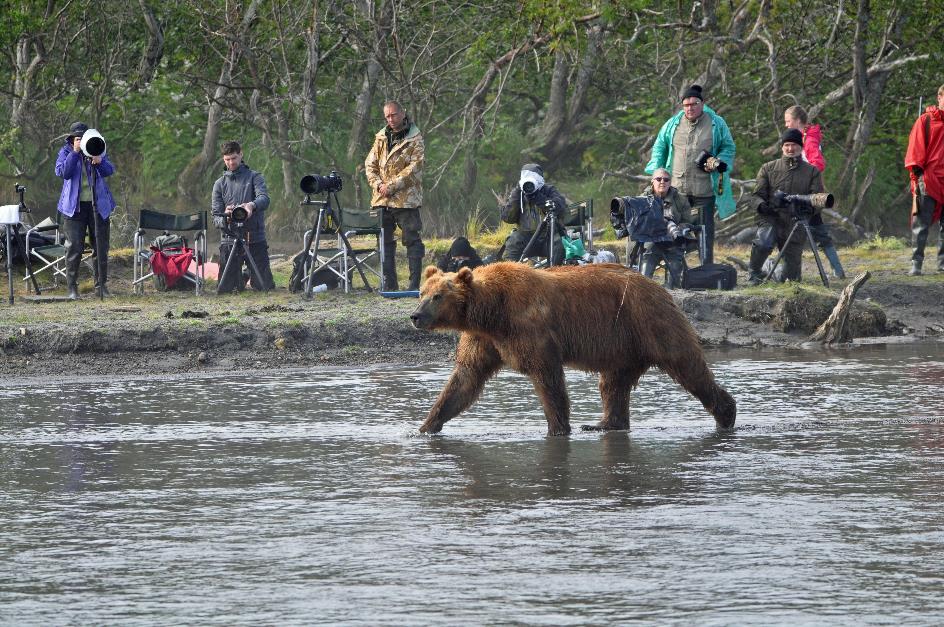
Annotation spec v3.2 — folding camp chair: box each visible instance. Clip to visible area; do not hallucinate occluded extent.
[300,203,383,294]
[133,209,208,295]
[23,214,93,291]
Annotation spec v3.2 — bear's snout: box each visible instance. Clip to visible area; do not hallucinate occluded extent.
[410,304,430,329]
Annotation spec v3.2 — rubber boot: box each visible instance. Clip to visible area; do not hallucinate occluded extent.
[640,257,656,279]
[94,257,110,297]
[66,254,80,300]
[822,243,846,279]
[407,256,424,291]
[382,243,398,291]
[665,258,684,289]
[909,260,922,276]
[748,244,772,285]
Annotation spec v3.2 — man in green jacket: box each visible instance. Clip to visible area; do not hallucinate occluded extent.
[645,84,736,265]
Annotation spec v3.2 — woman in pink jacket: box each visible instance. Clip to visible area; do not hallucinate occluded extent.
[784,105,845,279]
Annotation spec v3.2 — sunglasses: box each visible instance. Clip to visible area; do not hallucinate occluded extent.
[653,177,671,183]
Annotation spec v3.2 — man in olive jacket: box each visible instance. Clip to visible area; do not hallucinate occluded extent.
[747,129,825,284]
[365,100,425,290]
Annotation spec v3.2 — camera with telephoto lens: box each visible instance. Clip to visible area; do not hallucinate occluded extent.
[300,171,343,195]
[609,196,632,239]
[694,150,727,173]
[229,204,250,225]
[522,180,537,195]
[773,190,834,220]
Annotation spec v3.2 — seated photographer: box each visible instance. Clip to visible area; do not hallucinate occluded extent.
[499,163,567,265]
[747,129,825,284]
[639,168,697,288]
[211,140,275,292]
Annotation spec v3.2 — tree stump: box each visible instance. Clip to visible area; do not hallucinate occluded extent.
[807,271,871,345]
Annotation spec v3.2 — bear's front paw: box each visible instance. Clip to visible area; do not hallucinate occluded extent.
[419,420,443,434]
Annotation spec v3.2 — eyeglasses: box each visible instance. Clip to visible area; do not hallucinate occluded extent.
[653,177,671,183]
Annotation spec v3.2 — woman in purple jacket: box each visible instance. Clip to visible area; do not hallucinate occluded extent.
[55,122,116,299]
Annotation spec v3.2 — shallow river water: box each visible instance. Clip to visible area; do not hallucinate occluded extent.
[2,342,944,625]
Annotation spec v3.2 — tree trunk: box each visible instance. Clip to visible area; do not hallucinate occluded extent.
[134,0,164,90]
[176,0,262,205]
[808,271,871,345]
[525,20,604,169]
[346,0,393,161]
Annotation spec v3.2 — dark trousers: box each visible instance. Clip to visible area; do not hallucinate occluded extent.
[751,214,804,281]
[64,201,110,287]
[688,195,715,264]
[912,180,944,269]
[218,239,275,292]
[380,207,425,258]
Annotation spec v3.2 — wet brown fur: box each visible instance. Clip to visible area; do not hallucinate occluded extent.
[410,262,736,435]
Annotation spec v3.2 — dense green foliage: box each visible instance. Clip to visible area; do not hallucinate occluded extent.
[2,0,942,244]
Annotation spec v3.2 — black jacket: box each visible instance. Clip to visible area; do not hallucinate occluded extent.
[211,163,270,243]
[500,183,567,232]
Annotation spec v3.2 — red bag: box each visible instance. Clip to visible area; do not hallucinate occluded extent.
[149,246,195,288]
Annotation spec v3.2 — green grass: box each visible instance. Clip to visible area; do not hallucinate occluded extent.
[852,234,908,253]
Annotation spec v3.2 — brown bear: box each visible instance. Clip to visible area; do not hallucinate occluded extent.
[410,262,736,436]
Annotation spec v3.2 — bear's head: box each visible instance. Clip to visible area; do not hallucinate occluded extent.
[410,265,473,330]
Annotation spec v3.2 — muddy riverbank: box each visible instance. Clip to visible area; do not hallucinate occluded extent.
[1,248,943,382]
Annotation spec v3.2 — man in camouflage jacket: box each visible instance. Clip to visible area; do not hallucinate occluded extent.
[365,101,425,290]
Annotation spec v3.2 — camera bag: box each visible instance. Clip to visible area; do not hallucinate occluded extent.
[682,262,737,290]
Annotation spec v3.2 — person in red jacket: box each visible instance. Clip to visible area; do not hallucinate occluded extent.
[904,85,944,275]
[783,105,845,279]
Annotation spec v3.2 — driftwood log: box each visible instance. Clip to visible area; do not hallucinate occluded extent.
[808,271,871,345]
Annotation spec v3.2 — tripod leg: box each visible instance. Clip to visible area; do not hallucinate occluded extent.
[763,222,801,283]
[518,227,543,262]
[241,240,269,292]
[304,207,326,298]
[216,240,243,294]
[803,221,830,287]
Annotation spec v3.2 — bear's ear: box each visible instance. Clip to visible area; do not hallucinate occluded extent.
[423,266,442,281]
[456,266,474,285]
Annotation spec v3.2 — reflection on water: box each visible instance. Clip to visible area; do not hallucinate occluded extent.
[2,343,944,624]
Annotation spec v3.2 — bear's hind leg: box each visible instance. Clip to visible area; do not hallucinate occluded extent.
[581,367,645,432]
[528,363,571,436]
[420,335,503,434]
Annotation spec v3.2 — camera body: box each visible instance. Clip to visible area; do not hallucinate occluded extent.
[300,171,343,195]
[694,149,728,173]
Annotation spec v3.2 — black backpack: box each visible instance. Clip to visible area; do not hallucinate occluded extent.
[683,262,738,290]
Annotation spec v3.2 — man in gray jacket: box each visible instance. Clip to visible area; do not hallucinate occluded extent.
[211,141,275,292]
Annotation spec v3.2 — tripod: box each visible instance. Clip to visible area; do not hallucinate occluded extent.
[518,200,563,267]
[2,185,41,304]
[217,222,268,294]
[763,209,830,287]
[300,191,373,298]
